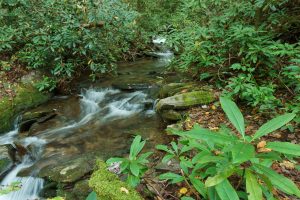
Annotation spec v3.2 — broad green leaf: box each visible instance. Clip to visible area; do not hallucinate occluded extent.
[171,141,179,154]
[137,152,153,164]
[130,162,140,177]
[127,174,140,187]
[181,197,195,200]
[86,191,97,200]
[253,164,300,197]
[208,187,221,200]
[252,113,295,141]
[192,151,211,164]
[129,135,145,160]
[266,142,300,156]
[156,144,174,154]
[189,176,207,198]
[197,155,227,164]
[231,143,255,164]
[175,124,237,144]
[205,168,234,187]
[245,169,263,200]
[220,97,245,138]
[159,172,184,183]
[106,157,125,165]
[215,180,239,200]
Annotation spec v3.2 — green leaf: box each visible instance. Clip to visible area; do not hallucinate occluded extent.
[159,172,184,183]
[215,180,239,200]
[208,187,221,200]
[205,168,235,187]
[106,157,125,165]
[130,162,140,177]
[253,164,300,197]
[189,176,207,198]
[196,155,227,164]
[220,97,245,138]
[137,152,153,164]
[231,143,255,164]
[245,169,263,200]
[86,191,97,200]
[175,124,237,145]
[252,113,295,141]
[127,174,140,187]
[129,135,145,160]
[266,142,300,156]
[171,141,179,154]
[156,144,174,154]
[181,197,195,200]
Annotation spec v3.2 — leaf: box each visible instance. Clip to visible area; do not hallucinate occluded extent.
[215,180,239,200]
[245,169,263,200]
[253,164,300,197]
[208,187,221,200]
[106,157,125,165]
[266,142,300,156]
[181,197,195,200]
[127,174,140,188]
[252,113,295,141]
[130,162,140,177]
[156,144,174,154]
[159,172,184,183]
[205,168,235,187]
[137,152,153,164]
[220,97,245,138]
[189,176,207,198]
[231,143,255,164]
[86,191,97,200]
[174,124,237,145]
[129,135,145,160]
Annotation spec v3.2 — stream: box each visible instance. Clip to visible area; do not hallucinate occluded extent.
[0,49,175,199]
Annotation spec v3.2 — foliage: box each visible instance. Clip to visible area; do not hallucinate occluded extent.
[0,0,145,90]
[157,97,300,199]
[106,135,152,187]
[140,0,300,111]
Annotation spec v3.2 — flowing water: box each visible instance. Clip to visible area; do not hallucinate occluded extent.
[0,55,175,199]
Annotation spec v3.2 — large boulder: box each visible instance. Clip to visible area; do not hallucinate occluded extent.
[155,90,214,112]
[0,84,51,134]
[89,160,143,200]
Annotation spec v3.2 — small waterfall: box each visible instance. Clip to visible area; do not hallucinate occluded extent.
[152,36,174,62]
[0,137,45,200]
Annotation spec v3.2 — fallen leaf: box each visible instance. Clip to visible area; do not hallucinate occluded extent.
[179,187,188,195]
[257,141,266,149]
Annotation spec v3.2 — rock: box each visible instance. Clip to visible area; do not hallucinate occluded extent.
[0,145,14,179]
[89,160,143,200]
[19,110,57,133]
[0,84,51,134]
[39,182,57,198]
[160,110,182,121]
[155,91,215,111]
[72,180,92,200]
[38,154,96,183]
[112,81,152,91]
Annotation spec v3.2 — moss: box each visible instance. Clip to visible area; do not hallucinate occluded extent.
[0,84,50,133]
[181,91,214,106]
[89,161,143,200]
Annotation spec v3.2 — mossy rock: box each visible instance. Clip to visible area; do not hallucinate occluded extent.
[0,84,51,134]
[155,90,215,111]
[0,145,13,177]
[89,160,143,200]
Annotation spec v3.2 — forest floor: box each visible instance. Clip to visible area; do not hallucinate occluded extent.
[137,102,300,200]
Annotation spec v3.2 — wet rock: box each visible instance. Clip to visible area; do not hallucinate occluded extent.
[39,182,57,198]
[19,110,57,133]
[112,81,152,91]
[64,179,92,200]
[89,160,143,200]
[0,145,14,179]
[155,91,215,111]
[38,154,96,183]
[160,110,182,121]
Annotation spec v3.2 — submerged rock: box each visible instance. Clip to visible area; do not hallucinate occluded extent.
[155,90,215,111]
[38,154,96,183]
[89,160,143,200]
[160,110,182,121]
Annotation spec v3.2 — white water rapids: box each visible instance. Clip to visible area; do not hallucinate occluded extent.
[0,88,154,200]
